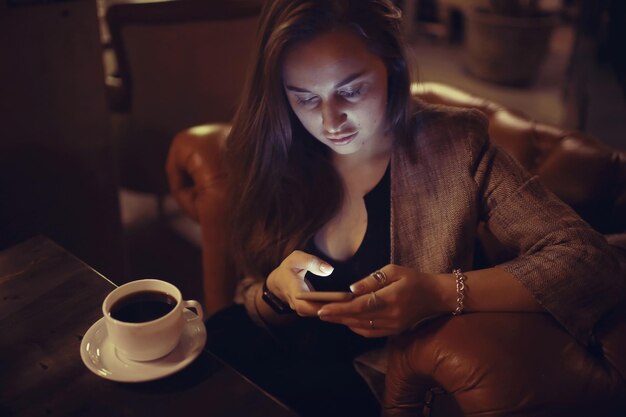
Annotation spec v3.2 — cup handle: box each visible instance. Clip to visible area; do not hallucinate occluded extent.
[182,300,204,321]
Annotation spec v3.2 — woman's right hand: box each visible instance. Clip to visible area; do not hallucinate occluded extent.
[266,250,334,316]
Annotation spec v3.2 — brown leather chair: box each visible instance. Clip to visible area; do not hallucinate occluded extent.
[166,82,626,416]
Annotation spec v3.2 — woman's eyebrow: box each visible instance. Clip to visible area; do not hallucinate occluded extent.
[334,70,367,88]
[284,70,368,93]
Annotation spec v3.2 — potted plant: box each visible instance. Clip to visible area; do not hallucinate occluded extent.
[464,0,559,86]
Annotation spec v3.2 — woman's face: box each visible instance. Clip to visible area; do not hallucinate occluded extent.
[282,29,390,158]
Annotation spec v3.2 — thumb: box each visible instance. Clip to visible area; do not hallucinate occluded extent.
[284,250,334,277]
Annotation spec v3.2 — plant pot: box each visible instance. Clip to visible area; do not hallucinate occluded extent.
[464,7,558,86]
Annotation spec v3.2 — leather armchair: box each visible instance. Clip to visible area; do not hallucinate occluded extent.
[166,82,626,416]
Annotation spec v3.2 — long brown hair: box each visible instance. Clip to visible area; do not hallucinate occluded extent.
[225,0,412,277]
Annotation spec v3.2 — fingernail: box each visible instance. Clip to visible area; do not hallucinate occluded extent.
[320,262,334,274]
[317,309,328,316]
[349,284,361,293]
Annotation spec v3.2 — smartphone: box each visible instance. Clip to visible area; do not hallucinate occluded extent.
[295,291,354,302]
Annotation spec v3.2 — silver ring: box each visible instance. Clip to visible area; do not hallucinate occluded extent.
[369,320,374,329]
[372,270,388,285]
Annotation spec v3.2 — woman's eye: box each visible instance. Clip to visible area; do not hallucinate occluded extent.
[295,96,319,106]
[338,88,362,99]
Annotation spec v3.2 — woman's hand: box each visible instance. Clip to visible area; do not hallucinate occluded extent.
[317,265,453,337]
[266,250,335,317]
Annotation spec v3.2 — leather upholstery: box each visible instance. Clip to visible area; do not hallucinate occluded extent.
[166,82,626,416]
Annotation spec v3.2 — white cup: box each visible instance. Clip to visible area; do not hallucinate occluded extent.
[102,279,203,362]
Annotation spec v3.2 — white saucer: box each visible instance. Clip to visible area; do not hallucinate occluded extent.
[80,309,206,382]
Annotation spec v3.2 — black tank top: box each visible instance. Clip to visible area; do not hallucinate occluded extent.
[304,164,391,291]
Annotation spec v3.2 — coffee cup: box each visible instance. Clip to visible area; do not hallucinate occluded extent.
[102,279,203,362]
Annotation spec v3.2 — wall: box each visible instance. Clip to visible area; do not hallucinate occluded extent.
[0,0,125,279]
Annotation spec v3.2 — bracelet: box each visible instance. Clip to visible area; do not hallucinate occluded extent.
[452,269,467,316]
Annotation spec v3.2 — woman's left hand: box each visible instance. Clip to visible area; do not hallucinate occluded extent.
[317,265,452,337]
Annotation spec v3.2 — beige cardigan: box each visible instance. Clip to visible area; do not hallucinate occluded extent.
[242,100,623,353]
[390,101,622,346]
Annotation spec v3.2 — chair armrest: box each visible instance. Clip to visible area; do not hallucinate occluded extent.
[384,312,626,417]
[166,123,237,316]
[165,124,230,221]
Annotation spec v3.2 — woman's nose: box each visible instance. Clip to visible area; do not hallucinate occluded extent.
[321,102,347,134]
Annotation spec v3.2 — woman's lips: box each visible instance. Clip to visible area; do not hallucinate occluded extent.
[326,132,358,145]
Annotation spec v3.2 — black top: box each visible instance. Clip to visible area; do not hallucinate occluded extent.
[304,164,391,291]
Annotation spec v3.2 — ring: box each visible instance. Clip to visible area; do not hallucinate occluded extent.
[369,320,374,329]
[372,270,388,286]
[367,291,378,309]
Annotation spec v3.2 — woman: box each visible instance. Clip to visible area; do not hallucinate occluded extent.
[198,0,622,416]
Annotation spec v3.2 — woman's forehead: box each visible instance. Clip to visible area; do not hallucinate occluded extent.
[282,30,385,87]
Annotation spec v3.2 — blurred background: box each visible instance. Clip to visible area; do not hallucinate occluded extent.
[1,0,625,302]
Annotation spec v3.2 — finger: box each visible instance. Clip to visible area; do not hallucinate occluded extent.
[283,280,317,310]
[349,267,394,295]
[349,326,392,338]
[317,292,383,317]
[283,250,334,277]
[292,300,327,317]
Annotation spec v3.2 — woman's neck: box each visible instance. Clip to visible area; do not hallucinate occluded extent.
[332,133,392,198]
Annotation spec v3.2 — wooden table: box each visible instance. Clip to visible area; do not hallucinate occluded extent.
[0,236,298,417]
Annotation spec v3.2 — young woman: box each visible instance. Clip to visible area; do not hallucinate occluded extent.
[195,0,623,416]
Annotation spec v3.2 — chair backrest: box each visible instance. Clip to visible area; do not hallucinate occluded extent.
[106,0,262,194]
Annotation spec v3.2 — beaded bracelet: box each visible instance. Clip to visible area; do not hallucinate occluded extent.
[452,269,467,316]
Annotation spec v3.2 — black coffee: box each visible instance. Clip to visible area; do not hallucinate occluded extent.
[110,290,177,323]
